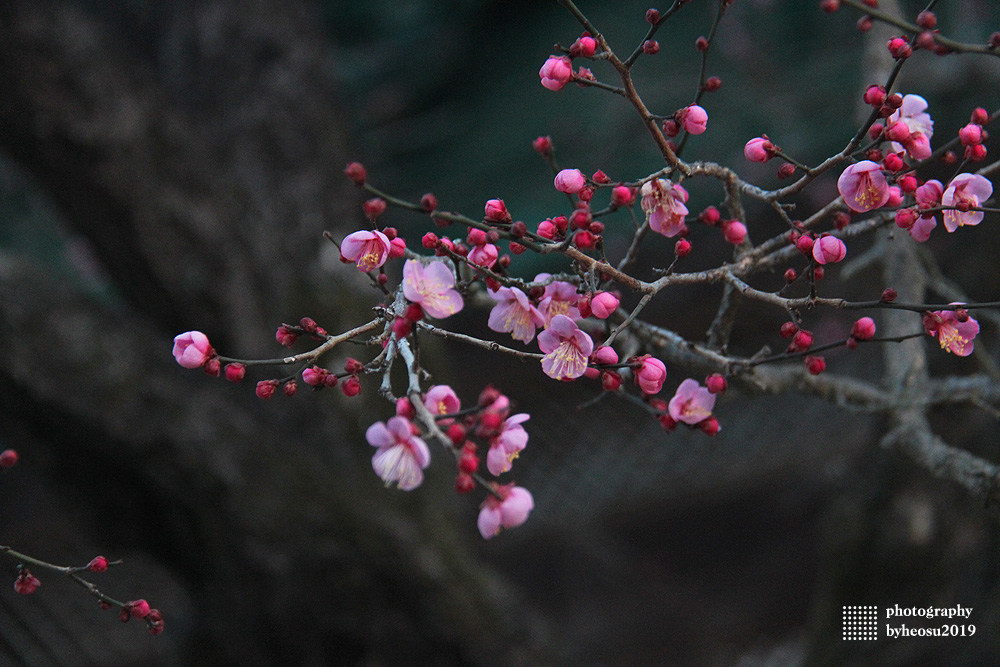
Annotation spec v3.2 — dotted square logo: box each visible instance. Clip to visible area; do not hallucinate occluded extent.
[843,605,879,641]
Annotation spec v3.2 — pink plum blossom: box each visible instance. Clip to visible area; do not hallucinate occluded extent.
[536,275,581,324]
[668,378,717,425]
[366,416,431,491]
[888,94,933,160]
[554,168,587,194]
[539,56,573,91]
[677,104,708,135]
[402,259,464,319]
[909,216,937,242]
[537,315,594,380]
[468,243,499,268]
[641,178,689,237]
[341,230,391,272]
[478,485,534,539]
[487,413,530,476]
[923,309,979,356]
[915,179,943,208]
[488,286,546,343]
[744,136,774,162]
[634,355,667,395]
[484,199,511,223]
[812,235,847,264]
[388,236,406,258]
[424,385,460,418]
[592,346,619,365]
[172,331,213,369]
[723,220,747,245]
[942,173,993,232]
[589,291,620,319]
[837,161,890,212]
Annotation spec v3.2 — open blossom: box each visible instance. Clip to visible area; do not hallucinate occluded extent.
[888,94,933,160]
[478,484,534,539]
[536,275,581,324]
[634,355,667,395]
[489,286,546,343]
[172,331,213,369]
[812,235,847,264]
[537,315,594,380]
[487,413,530,476]
[554,168,587,194]
[402,260,464,319]
[341,230,391,272]
[641,178,689,237]
[668,378,716,425]
[923,309,979,356]
[837,161,890,212]
[366,416,431,491]
[424,385,460,418]
[909,215,937,242]
[942,173,993,232]
[539,55,573,91]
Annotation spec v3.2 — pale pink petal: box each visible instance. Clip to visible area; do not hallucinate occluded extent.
[478,506,503,538]
[499,487,534,528]
[365,421,394,448]
[909,216,937,242]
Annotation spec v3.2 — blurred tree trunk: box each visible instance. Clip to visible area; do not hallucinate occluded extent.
[0,1,550,664]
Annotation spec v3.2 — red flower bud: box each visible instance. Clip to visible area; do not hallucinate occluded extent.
[0,449,18,469]
[87,556,109,573]
[343,161,366,186]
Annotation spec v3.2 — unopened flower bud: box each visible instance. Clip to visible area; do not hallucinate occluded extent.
[455,473,475,494]
[863,84,886,107]
[722,220,747,245]
[699,416,721,436]
[793,330,814,350]
[532,135,553,156]
[362,197,387,220]
[256,380,278,400]
[342,375,361,397]
[805,355,826,375]
[706,373,727,394]
[601,371,623,392]
[777,163,796,179]
[87,556,109,573]
[484,199,512,223]
[343,161,366,186]
[275,325,298,347]
[14,570,40,595]
[0,449,18,469]
[420,193,438,212]
[675,238,692,257]
[852,316,877,341]
[128,599,151,619]
[224,363,246,383]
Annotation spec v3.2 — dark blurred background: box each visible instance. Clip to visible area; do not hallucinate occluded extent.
[1,1,1000,665]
